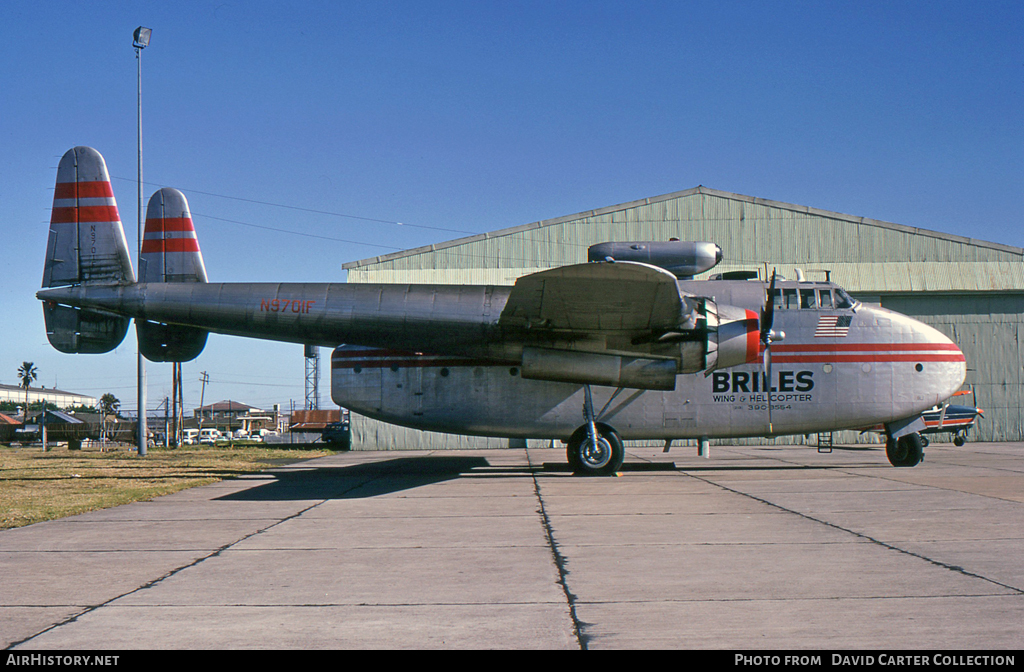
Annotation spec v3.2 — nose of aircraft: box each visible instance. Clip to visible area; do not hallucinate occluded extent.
[891,308,967,406]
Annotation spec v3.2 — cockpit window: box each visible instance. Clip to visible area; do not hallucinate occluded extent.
[834,288,855,309]
[770,286,853,310]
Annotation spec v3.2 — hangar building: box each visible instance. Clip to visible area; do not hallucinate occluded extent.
[341,186,1024,449]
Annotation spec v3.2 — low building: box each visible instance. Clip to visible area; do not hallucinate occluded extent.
[289,409,343,432]
[194,400,263,434]
[0,413,21,442]
[0,384,97,413]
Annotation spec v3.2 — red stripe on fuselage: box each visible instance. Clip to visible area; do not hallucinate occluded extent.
[53,181,113,199]
[773,342,962,352]
[332,348,421,359]
[331,349,513,369]
[333,358,501,369]
[773,353,965,363]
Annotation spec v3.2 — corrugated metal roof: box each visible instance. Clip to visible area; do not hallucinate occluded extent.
[343,186,1024,271]
[349,261,1024,293]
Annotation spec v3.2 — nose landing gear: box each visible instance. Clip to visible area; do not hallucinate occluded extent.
[886,432,924,467]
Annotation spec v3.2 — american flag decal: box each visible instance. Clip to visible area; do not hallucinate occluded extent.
[815,315,853,337]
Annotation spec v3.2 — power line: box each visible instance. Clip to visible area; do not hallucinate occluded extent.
[191,212,405,251]
[111,175,481,236]
[105,176,792,266]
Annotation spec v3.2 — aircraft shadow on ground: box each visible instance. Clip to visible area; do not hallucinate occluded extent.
[217,452,884,502]
[216,455,492,501]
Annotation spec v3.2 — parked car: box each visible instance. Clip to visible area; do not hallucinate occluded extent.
[320,421,351,450]
[199,428,221,444]
[183,429,199,445]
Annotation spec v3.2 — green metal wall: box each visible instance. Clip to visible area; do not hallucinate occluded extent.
[882,294,1024,442]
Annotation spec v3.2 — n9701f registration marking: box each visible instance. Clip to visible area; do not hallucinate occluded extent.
[260,298,316,313]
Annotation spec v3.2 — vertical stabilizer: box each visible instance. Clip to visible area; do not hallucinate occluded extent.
[43,146,135,288]
[41,147,132,353]
[140,187,208,283]
[137,187,209,362]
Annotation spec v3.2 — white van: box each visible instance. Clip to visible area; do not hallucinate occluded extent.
[183,429,199,445]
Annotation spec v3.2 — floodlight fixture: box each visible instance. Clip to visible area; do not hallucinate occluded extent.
[133,26,152,49]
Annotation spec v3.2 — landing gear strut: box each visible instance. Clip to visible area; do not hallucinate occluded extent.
[886,432,924,467]
[567,385,624,476]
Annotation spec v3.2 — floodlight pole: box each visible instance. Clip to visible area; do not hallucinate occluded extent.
[134,27,151,456]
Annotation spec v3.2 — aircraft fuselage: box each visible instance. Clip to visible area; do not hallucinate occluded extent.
[330,278,965,440]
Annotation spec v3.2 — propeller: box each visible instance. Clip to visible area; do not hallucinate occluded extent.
[760,270,779,433]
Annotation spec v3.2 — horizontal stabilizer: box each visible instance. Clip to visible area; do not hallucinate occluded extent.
[138,321,208,362]
[43,302,129,354]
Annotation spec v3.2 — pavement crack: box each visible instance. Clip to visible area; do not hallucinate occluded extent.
[528,455,587,650]
[8,468,382,649]
[685,472,1024,596]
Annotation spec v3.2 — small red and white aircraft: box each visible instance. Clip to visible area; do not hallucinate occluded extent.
[38,147,966,474]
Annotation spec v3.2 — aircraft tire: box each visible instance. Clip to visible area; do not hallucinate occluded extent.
[566,433,583,472]
[953,434,966,447]
[886,433,924,467]
[567,423,624,476]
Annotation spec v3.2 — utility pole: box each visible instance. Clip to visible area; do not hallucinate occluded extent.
[198,371,209,435]
[171,362,178,446]
[170,362,183,447]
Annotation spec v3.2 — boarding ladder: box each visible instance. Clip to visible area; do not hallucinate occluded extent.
[816,432,833,453]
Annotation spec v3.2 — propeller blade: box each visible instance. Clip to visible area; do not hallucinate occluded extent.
[760,269,778,435]
[764,340,773,434]
[760,269,777,346]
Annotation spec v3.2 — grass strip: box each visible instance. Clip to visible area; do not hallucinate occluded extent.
[0,442,337,530]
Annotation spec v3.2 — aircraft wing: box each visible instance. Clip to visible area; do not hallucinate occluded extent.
[498,261,687,336]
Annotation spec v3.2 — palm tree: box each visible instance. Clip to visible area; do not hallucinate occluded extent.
[17,362,37,419]
[99,393,120,441]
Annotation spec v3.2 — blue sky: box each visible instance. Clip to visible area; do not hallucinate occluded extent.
[1,1,1021,415]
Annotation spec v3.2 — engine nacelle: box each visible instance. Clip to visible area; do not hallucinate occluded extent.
[519,300,762,390]
[704,303,762,371]
[671,299,763,375]
[521,347,678,391]
[587,241,723,278]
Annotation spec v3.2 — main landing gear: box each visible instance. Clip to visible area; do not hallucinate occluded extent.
[886,432,924,467]
[567,385,624,476]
